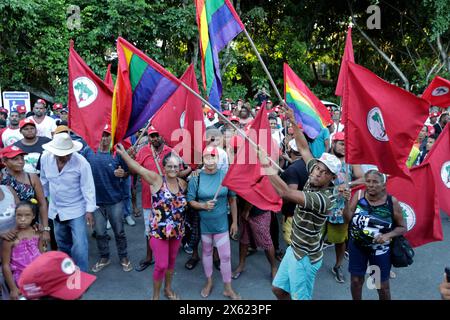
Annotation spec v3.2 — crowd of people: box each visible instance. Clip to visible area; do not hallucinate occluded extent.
[0,95,448,300]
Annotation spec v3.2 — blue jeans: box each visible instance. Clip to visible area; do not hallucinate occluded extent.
[122,176,132,218]
[93,201,128,260]
[53,215,89,272]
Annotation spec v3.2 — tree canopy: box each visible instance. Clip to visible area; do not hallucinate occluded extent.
[1,0,449,105]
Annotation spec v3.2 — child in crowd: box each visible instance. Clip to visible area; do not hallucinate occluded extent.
[1,201,45,299]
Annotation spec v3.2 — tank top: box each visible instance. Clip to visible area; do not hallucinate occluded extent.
[1,169,36,201]
[0,185,17,233]
[10,236,41,284]
[150,177,187,240]
[350,193,394,252]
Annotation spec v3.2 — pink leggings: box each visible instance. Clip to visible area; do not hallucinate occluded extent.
[201,232,231,283]
[149,237,181,281]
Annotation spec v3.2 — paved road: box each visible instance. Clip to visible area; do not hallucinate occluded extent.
[82,195,450,300]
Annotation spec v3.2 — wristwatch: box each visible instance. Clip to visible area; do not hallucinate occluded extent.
[42,226,51,232]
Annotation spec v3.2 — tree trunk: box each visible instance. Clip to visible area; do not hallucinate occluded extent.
[437,35,450,73]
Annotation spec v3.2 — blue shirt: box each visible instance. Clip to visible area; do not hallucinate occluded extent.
[187,169,236,234]
[84,149,128,205]
[308,128,330,158]
[40,152,97,221]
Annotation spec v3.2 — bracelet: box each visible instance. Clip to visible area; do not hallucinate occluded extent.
[42,226,51,232]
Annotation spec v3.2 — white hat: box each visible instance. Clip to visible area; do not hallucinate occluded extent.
[316,153,341,175]
[42,133,83,156]
[288,139,298,152]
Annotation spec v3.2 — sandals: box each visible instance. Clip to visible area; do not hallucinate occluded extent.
[133,208,142,217]
[92,259,111,273]
[121,260,133,272]
[135,259,154,272]
[164,291,180,300]
[201,285,213,298]
[232,270,244,280]
[223,291,242,300]
[185,257,200,270]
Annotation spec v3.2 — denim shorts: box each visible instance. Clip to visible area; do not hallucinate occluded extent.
[144,209,151,237]
[272,246,322,300]
[348,239,391,282]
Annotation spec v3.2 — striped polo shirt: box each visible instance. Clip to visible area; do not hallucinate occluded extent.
[290,159,336,264]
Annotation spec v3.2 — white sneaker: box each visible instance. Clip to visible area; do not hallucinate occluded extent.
[125,215,136,226]
[106,220,112,230]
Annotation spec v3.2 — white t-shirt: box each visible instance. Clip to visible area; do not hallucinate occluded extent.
[1,128,23,147]
[29,116,57,139]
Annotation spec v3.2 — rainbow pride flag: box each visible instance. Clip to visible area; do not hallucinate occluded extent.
[111,37,180,145]
[284,63,332,139]
[195,0,244,110]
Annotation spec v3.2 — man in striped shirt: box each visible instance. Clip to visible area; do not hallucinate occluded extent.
[258,108,341,300]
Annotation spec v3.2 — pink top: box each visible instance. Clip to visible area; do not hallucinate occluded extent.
[10,237,41,284]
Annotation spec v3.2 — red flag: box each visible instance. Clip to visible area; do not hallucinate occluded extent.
[104,64,114,91]
[343,62,429,178]
[68,40,113,151]
[151,64,205,169]
[421,124,450,215]
[422,76,450,109]
[335,27,354,97]
[387,164,443,247]
[222,108,282,212]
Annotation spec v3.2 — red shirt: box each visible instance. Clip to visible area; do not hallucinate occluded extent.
[136,144,173,209]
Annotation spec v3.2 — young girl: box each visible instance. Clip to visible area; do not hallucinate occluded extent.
[1,201,45,300]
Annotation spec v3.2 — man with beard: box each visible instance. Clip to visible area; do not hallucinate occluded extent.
[28,99,57,139]
[0,111,23,147]
[14,119,51,174]
[132,126,191,272]
[325,132,364,283]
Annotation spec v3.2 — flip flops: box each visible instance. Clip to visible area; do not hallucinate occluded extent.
[164,291,180,300]
[121,260,133,272]
[232,271,244,280]
[92,259,111,273]
[134,259,154,272]
[185,257,200,270]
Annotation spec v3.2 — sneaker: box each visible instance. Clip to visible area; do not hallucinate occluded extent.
[106,220,112,230]
[332,266,345,283]
[183,244,193,255]
[125,215,136,226]
[344,251,349,260]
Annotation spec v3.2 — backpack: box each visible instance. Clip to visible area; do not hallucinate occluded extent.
[390,235,414,268]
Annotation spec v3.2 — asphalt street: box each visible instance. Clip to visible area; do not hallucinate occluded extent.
[82,192,450,300]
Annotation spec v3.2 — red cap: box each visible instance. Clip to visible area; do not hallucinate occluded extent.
[53,103,63,110]
[203,146,218,157]
[103,124,111,134]
[207,110,215,120]
[333,131,345,141]
[429,111,440,118]
[148,125,159,135]
[18,251,96,300]
[19,118,36,130]
[17,105,27,114]
[230,115,240,122]
[427,125,435,136]
[36,99,46,105]
[0,107,8,114]
[0,145,27,159]
[271,107,280,113]
[222,110,231,117]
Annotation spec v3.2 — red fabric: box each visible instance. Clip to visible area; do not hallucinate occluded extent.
[68,40,112,152]
[135,144,173,209]
[422,76,450,109]
[151,65,205,169]
[343,62,429,179]
[387,163,443,247]
[421,124,450,215]
[222,108,282,212]
[104,64,114,91]
[335,27,354,97]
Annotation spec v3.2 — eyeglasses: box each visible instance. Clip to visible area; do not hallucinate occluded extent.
[165,165,179,169]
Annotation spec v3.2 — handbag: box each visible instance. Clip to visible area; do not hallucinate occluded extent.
[390,235,414,268]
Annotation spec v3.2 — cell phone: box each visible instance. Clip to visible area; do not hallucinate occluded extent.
[445,267,450,283]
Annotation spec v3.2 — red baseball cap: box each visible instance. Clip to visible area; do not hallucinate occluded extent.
[203,146,218,157]
[271,107,280,113]
[19,118,36,130]
[0,145,27,159]
[0,107,8,114]
[148,125,159,135]
[18,251,96,300]
[53,103,63,110]
[103,124,111,134]
[207,110,215,120]
[222,110,231,117]
[230,115,240,122]
[429,111,440,118]
[36,99,46,106]
[333,131,345,141]
[17,105,27,114]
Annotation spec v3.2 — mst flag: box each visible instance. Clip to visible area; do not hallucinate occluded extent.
[387,164,443,247]
[343,62,430,178]
[335,26,354,97]
[151,64,205,169]
[422,124,450,215]
[68,40,113,151]
[222,107,282,212]
[422,76,450,109]
[104,64,114,91]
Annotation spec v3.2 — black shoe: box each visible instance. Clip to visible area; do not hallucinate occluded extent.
[213,259,221,271]
[134,259,154,272]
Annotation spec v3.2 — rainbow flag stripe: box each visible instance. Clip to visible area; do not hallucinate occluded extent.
[284,63,332,139]
[195,0,244,109]
[111,37,180,144]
